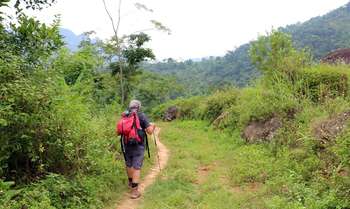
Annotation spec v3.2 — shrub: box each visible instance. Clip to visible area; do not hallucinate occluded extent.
[296,64,350,102]
[220,83,300,133]
[0,59,120,183]
[0,61,59,182]
[203,89,239,122]
[250,30,312,81]
[0,94,125,208]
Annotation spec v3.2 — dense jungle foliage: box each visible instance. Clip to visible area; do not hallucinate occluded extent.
[144,3,350,94]
[0,1,182,208]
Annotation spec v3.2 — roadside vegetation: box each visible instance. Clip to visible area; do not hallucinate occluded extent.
[0,1,175,208]
[150,31,350,208]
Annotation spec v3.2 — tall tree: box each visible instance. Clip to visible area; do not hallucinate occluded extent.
[109,32,155,102]
[101,0,170,106]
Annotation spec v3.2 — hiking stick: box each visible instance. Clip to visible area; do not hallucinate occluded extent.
[153,128,161,171]
[120,135,126,161]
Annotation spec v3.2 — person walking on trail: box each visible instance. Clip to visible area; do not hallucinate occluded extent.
[116,100,155,199]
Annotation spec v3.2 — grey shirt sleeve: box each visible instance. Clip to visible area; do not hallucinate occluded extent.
[138,112,150,130]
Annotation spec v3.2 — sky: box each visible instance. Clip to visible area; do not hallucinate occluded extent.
[25,0,350,60]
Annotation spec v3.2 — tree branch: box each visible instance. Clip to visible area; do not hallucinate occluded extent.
[116,0,122,39]
[102,0,118,37]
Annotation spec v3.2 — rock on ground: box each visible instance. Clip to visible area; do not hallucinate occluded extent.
[242,116,282,143]
[163,106,179,121]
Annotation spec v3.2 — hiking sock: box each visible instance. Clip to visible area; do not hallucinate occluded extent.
[131,183,139,188]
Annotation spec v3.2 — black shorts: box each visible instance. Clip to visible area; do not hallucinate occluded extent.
[124,144,145,169]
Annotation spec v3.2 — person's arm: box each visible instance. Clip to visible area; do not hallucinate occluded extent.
[145,123,156,135]
[139,113,156,134]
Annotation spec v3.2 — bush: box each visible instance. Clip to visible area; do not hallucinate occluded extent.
[296,64,350,102]
[0,60,59,182]
[151,89,239,123]
[0,91,125,208]
[219,83,300,133]
[0,57,123,183]
[203,89,239,122]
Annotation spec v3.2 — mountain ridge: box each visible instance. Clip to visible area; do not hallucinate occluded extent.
[59,28,86,51]
[143,3,350,94]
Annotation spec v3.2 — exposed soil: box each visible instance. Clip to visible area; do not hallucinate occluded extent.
[115,128,169,209]
[229,182,263,194]
[195,162,217,185]
[219,174,263,194]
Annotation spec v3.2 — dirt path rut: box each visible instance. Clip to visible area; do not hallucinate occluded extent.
[115,128,169,209]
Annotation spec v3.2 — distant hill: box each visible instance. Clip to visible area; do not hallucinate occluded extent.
[144,3,350,94]
[59,28,86,51]
[283,3,350,58]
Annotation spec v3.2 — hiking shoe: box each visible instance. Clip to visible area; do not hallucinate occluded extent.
[130,187,141,199]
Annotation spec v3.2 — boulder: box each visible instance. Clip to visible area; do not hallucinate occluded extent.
[163,106,179,121]
[321,48,350,64]
[313,110,350,144]
[242,116,282,143]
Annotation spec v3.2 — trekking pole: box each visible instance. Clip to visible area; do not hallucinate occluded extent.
[145,134,150,158]
[153,128,161,171]
[120,135,126,161]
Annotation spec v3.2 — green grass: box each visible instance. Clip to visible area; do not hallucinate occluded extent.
[137,99,350,209]
[138,121,271,209]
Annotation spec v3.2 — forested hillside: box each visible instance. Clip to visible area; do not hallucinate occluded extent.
[144,3,350,94]
[149,31,350,209]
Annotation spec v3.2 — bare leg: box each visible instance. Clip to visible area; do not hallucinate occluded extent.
[130,167,142,199]
[126,166,133,179]
[132,168,141,183]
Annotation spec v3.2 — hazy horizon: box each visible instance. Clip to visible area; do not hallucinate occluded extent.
[19,0,350,60]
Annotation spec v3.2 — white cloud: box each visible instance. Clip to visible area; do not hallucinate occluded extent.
[29,0,349,60]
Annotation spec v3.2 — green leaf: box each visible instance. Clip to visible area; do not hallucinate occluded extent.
[0,118,8,126]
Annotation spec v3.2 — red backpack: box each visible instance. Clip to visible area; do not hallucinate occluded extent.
[116,111,142,144]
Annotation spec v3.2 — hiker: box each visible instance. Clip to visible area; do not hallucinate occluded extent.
[116,100,155,199]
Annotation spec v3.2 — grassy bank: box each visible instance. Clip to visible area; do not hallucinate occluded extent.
[139,121,268,209]
[139,119,350,209]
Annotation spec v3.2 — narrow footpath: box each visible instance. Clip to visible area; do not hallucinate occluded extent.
[112,121,264,209]
[115,128,169,209]
[136,121,265,209]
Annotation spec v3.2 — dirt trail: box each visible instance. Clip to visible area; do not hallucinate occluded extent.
[115,128,169,209]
